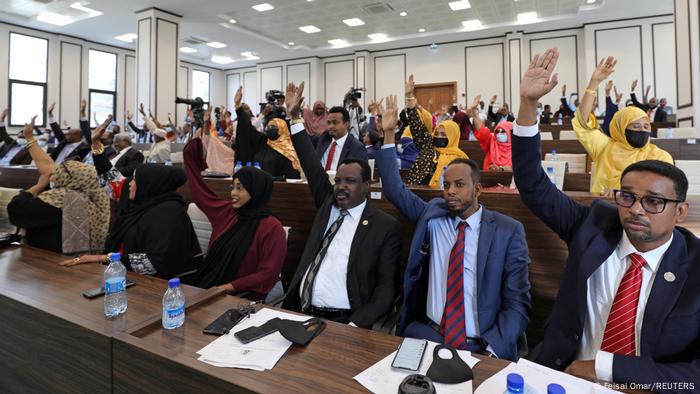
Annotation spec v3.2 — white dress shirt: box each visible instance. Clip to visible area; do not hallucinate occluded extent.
[321,133,348,171]
[300,199,367,309]
[110,145,132,166]
[426,206,483,337]
[513,121,673,380]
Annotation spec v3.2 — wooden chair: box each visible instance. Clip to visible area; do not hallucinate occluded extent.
[544,153,587,173]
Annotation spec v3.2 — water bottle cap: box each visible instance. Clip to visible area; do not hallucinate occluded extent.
[246,161,252,166]
[507,373,524,391]
[168,278,181,288]
[547,166,554,171]
[236,161,242,165]
[109,252,121,261]
[547,383,565,394]
[552,149,557,154]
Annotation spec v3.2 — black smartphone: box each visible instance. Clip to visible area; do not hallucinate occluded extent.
[234,318,281,344]
[82,279,136,299]
[203,308,247,335]
[391,337,428,371]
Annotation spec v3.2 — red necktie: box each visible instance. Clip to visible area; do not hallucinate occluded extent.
[324,141,337,171]
[600,253,647,355]
[441,221,468,349]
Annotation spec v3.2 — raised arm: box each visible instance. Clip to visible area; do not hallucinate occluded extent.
[47,102,66,142]
[22,116,54,176]
[79,99,91,142]
[572,57,615,161]
[90,116,115,176]
[0,109,12,145]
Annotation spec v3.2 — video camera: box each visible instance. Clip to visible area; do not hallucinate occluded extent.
[348,88,363,101]
[175,96,205,130]
[259,89,286,125]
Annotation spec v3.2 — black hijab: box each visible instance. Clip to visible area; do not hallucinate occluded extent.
[190,167,274,288]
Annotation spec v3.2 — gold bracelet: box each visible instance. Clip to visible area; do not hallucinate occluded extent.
[25,139,36,149]
[585,89,597,96]
[92,143,105,155]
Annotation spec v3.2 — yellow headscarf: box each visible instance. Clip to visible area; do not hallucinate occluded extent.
[265,118,302,172]
[429,120,468,188]
[586,106,673,193]
[403,107,433,139]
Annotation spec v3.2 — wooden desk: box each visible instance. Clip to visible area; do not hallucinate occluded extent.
[113,292,510,393]
[0,245,210,392]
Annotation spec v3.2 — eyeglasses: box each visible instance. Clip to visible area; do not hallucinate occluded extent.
[613,189,683,214]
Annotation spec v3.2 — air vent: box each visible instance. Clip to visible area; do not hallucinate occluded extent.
[362,2,395,15]
[183,36,207,46]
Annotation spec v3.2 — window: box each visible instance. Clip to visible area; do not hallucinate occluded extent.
[191,70,210,105]
[88,49,117,127]
[9,33,48,127]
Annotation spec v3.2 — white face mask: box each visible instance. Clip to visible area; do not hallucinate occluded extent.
[396,144,404,154]
[49,181,55,189]
[15,138,27,146]
[496,133,508,143]
[37,139,47,148]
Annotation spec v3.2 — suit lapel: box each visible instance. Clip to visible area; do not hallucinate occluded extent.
[476,208,495,289]
[317,136,330,161]
[347,203,375,272]
[640,231,689,355]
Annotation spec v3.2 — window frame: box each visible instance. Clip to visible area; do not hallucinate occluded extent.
[8,32,49,127]
[88,49,118,128]
[191,69,211,106]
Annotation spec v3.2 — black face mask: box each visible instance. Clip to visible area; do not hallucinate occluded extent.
[265,126,280,140]
[433,137,448,148]
[425,345,473,384]
[625,129,649,148]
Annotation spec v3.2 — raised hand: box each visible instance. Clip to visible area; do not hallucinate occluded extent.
[23,116,38,141]
[469,95,482,114]
[562,84,567,97]
[405,74,415,97]
[590,57,617,86]
[126,110,133,122]
[381,95,398,145]
[284,81,305,117]
[234,86,243,109]
[1,108,7,123]
[604,80,613,97]
[138,103,146,116]
[520,48,560,101]
[91,115,112,145]
[631,80,638,92]
[48,102,56,118]
[614,86,623,103]
[80,99,87,117]
[490,95,497,104]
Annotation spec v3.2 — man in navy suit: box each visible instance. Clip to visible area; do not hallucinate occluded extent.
[513,48,700,391]
[375,94,531,361]
[315,106,368,170]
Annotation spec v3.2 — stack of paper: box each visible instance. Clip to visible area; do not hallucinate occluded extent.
[354,341,480,394]
[474,358,621,394]
[197,308,309,371]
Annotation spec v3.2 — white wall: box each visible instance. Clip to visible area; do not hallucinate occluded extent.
[674,0,699,127]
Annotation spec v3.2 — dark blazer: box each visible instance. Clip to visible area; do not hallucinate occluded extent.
[282,128,401,329]
[49,119,90,161]
[0,126,32,165]
[315,132,368,169]
[113,147,144,177]
[376,146,531,361]
[631,93,668,123]
[513,131,700,390]
[488,105,516,124]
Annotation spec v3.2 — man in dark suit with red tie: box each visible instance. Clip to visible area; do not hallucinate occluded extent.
[513,48,700,392]
[314,106,368,170]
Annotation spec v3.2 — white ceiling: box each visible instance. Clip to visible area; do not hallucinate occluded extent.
[0,0,674,69]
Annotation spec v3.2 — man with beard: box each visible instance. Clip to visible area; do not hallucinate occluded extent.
[630,81,668,123]
[375,95,531,360]
[513,48,699,389]
[282,82,401,329]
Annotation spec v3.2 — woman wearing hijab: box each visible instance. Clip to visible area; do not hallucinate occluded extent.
[451,110,474,141]
[574,56,673,194]
[469,97,512,171]
[8,119,110,254]
[183,135,287,299]
[428,120,469,188]
[303,100,329,137]
[404,82,437,184]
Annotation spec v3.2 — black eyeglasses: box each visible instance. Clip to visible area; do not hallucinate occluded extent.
[613,189,683,214]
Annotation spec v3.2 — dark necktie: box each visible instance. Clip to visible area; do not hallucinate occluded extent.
[300,208,349,311]
[441,221,468,349]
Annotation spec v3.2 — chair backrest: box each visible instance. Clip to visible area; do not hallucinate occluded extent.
[541,161,567,190]
[675,160,700,195]
[658,127,699,139]
[558,130,578,140]
[540,132,553,140]
[187,203,212,253]
[0,187,21,233]
[544,153,587,173]
[170,151,183,164]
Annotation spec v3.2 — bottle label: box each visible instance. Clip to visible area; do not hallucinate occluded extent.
[166,305,185,320]
[105,278,125,294]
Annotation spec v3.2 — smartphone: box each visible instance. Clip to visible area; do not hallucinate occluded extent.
[202,308,247,335]
[82,279,136,299]
[391,337,428,371]
[234,318,281,344]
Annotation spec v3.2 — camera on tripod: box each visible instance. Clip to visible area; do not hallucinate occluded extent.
[348,88,363,101]
[259,89,287,125]
[175,96,205,130]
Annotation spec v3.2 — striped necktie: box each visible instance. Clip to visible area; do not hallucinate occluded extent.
[441,221,468,349]
[300,208,348,311]
[600,253,647,355]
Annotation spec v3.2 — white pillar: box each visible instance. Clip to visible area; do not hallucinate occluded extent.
[674,0,700,127]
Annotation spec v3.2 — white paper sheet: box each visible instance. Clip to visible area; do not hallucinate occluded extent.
[474,358,622,394]
[196,308,310,371]
[354,341,480,394]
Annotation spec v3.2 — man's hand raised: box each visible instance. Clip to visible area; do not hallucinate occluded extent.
[381,95,398,145]
[520,48,559,102]
[91,115,112,145]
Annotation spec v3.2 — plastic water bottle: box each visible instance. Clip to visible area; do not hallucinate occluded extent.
[551,149,557,161]
[547,166,557,185]
[165,159,172,166]
[504,373,535,393]
[246,161,252,167]
[667,126,673,138]
[253,161,262,170]
[162,278,185,329]
[439,166,447,190]
[557,113,563,125]
[234,161,242,173]
[104,253,127,318]
[547,383,566,394]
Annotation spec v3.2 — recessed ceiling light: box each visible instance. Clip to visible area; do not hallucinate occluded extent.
[211,56,234,64]
[288,41,295,46]
[368,33,389,43]
[36,12,74,26]
[241,51,260,60]
[252,3,274,12]
[587,0,595,3]
[448,0,471,11]
[462,19,483,31]
[69,2,102,17]
[179,47,197,54]
[114,33,137,43]
[229,18,237,24]
[343,18,365,27]
[419,28,425,32]
[328,39,349,48]
[517,11,539,24]
[399,11,408,17]
[299,25,321,33]
[206,41,227,48]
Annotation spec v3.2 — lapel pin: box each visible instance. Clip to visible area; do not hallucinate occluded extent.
[664,272,676,282]
[362,220,369,226]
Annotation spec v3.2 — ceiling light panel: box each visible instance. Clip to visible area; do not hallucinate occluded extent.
[448,0,471,11]
[36,12,74,26]
[328,39,349,48]
[179,47,197,54]
[299,25,321,33]
[252,3,274,12]
[114,33,137,43]
[206,41,227,48]
[342,18,365,27]
[211,56,234,64]
[462,19,483,31]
